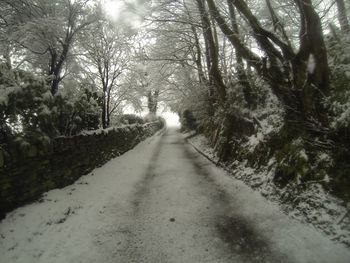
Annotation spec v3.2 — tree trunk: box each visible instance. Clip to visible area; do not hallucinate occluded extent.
[183,1,207,83]
[102,91,107,129]
[153,89,159,114]
[190,24,206,83]
[49,39,71,95]
[227,1,256,108]
[106,86,112,127]
[265,0,291,47]
[3,44,12,69]
[292,0,330,129]
[205,0,261,72]
[335,0,350,33]
[147,90,159,115]
[196,0,227,104]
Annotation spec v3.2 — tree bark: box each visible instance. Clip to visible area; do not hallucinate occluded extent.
[335,0,350,33]
[106,86,111,127]
[292,0,330,128]
[102,90,107,129]
[147,90,159,115]
[227,0,294,61]
[48,35,71,95]
[205,0,261,72]
[227,1,256,108]
[265,0,292,47]
[195,0,227,104]
[190,24,206,83]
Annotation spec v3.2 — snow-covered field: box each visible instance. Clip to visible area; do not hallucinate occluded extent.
[1,127,350,263]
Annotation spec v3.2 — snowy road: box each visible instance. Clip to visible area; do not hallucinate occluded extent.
[1,127,350,263]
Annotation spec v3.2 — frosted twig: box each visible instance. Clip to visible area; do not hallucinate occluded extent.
[337,210,350,225]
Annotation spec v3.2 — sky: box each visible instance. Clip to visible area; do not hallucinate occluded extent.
[103,0,125,20]
[102,0,149,28]
[161,111,180,127]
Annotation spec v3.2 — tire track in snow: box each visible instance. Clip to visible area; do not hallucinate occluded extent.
[110,129,167,262]
[182,143,290,263]
[132,128,166,213]
[123,128,288,262]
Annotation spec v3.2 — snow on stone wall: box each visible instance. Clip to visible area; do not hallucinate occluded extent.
[0,121,163,218]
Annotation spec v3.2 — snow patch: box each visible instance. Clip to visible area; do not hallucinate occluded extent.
[307,53,316,74]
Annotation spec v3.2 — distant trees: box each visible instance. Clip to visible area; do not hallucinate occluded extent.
[80,19,135,128]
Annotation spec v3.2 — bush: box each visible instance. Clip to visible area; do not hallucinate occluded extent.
[116,114,144,125]
[0,64,101,149]
[180,109,197,131]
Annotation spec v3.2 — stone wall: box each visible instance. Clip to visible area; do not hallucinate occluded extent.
[0,122,163,218]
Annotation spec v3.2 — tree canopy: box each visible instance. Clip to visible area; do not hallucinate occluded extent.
[1,0,350,200]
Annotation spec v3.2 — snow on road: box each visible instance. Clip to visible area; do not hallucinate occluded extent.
[1,127,350,263]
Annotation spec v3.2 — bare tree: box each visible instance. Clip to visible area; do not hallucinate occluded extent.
[195,0,227,104]
[80,20,134,128]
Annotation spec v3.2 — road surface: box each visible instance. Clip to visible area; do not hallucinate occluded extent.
[1,127,350,263]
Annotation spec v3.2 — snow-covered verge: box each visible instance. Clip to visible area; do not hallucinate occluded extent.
[0,129,165,263]
[187,134,350,248]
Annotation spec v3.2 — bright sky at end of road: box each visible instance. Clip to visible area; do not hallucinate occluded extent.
[161,112,180,127]
[102,0,146,28]
[103,0,124,20]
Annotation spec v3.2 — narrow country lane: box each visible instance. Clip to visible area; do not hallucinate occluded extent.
[116,128,288,263]
[1,127,350,263]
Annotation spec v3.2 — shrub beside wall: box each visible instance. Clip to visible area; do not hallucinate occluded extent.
[0,122,163,219]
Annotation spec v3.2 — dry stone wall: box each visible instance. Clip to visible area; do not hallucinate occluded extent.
[0,122,163,218]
